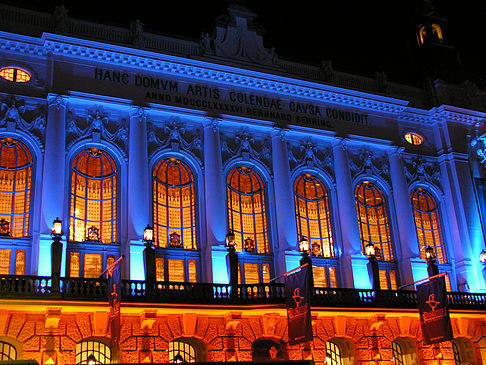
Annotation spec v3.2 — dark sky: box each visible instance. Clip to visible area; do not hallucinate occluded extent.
[3,0,486,87]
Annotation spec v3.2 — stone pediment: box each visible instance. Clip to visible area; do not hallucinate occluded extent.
[199,2,278,66]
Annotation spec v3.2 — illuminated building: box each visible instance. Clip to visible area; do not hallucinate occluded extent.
[1,2,486,365]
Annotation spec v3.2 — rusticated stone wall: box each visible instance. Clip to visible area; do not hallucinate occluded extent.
[0,308,485,365]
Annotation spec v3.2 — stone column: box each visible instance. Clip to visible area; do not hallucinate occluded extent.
[203,117,226,283]
[332,138,361,288]
[271,128,296,276]
[37,94,67,276]
[388,147,419,286]
[127,106,149,280]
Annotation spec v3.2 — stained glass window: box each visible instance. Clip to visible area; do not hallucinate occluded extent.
[0,137,32,237]
[226,166,268,253]
[411,188,447,264]
[75,340,111,364]
[153,158,197,249]
[0,249,10,275]
[355,181,394,261]
[294,174,334,257]
[14,249,25,275]
[84,253,102,278]
[69,148,117,244]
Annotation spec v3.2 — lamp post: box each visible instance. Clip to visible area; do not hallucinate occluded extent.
[425,246,439,277]
[299,237,314,291]
[51,217,63,292]
[366,242,380,290]
[226,231,238,297]
[143,225,156,295]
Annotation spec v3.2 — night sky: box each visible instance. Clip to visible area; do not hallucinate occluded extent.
[2,0,486,87]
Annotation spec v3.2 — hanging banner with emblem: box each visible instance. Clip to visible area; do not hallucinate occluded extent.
[417,275,454,345]
[107,256,123,348]
[285,265,313,345]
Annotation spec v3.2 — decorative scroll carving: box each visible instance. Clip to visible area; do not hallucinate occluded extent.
[0,95,45,145]
[288,138,333,179]
[404,155,441,188]
[221,128,271,168]
[349,148,390,184]
[147,119,202,164]
[66,105,128,155]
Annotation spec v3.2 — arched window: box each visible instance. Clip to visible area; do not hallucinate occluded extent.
[226,166,268,254]
[392,338,418,365]
[0,137,32,238]
[169,340,196,363]
[294,174,337,287]
[392,341,404,365]
[431,24,443,40]
[252,339,288,361]
[0,341,17,360]
[75,340,111,364]
[355,181,393,261]
[294,174,334,257]
[69,148,117,244]
[411,188,447,264]
[153,158,197,249]
[452,338,477,365]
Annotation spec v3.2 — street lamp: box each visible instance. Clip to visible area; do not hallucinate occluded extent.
[51,217,63,292]
[480,249,486,265]
[298,236,313,290]
[143,224,156,295]
[226,231,238,292]
[366,242,380,290]
[425,246,439,277]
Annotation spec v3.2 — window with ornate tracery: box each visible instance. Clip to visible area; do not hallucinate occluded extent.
[153,158,197,249]
[0,137,32,238]
[169,340,196,363]
[227,166,269,253]
[411,188,447,264]
[355,181,394,261]
[294,174,334,257]
[69,148,117,244]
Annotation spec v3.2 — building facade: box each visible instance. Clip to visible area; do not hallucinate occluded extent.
[1,2,486,365]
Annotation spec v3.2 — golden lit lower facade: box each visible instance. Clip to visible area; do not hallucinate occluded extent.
[1,2,486,365]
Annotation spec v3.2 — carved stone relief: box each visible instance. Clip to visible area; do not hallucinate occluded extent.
[404,154,441,189]
[221,127,271,169]
[0,95,45,146]
[288,138,333,180]
[348,148,390,184]
[147,119,202,164]
[66,105,128,156]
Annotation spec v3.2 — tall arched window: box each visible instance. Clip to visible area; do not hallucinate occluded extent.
[294,174,334,257]
[0,137,32,238]
[69,148,117,244]
[355,181,393,261]
[411,188,447,264]
[75,340,111,364]
[227,166,268,254]
[153,158,197,249]
[326,341,342,365]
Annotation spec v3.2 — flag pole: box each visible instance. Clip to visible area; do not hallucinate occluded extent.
[398,272,447,290]
[99,254,125,279]
[270,263,309,283]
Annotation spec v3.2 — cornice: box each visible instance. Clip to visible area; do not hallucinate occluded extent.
[1,31,411,116]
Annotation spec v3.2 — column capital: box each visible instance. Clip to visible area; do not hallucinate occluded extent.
[47,94,68,110]
[129,106,147,121]
[203,116,221,132]
[271,127,286,142]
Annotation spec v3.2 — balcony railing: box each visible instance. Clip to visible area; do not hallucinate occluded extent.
[1,275,485,310]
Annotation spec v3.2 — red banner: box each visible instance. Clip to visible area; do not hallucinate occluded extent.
[285,265,313,345]
[108,260,121,347]
[417,275,453,345]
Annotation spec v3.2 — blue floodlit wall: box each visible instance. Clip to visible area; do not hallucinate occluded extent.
[1,23,486,293]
